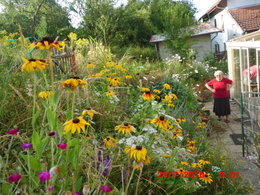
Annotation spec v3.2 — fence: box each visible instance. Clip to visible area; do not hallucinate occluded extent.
[240,92,260,162]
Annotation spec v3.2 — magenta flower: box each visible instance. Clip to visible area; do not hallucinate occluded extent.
[8,173,21,183]
[21,143,32,149]
[72,193,80,195]
[57,143,67,150]
[7,128,19,135]
[38,171,51,182]
[101,185,112,193]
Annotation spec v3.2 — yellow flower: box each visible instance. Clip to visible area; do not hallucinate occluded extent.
[63,116,90,134]
[104,136,117,147]
[198,160,211,165]
[172,129,182,139]
[121,68,127,72]
[176,168,187,175]
[110,77,121,86]
[199,172,213,184]
[196,122,207,129]
[192,163,202,168]
[181,161,189,166]
[163,95,173,103]
[115,64,122,69]
[106,61,115,67]
[187,138,196,144]
[125,145,147,162]
[125,75,132,79]
[105,76,111,82]
[176,118,187,124]
[38,91,53,99]
[21,57,50,72]
[168,103,175,107]
[134,164,142,170]
[29,37,65,51]
[153,89,161,94]
[163,83,171,89]
[142,155,151,164]
[81,107,97,117]
[163,154,171,158]
[105,90,117,97]
[141,87,150,92]
[62,77,87,89]
[115,122,135,134]
[169,93,178,100]
[86,63,95,69]
[150,116,170,130]
[142,92,155,101]
[68,32,78,41]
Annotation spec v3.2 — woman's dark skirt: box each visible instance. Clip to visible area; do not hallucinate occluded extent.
[213,97,231,117]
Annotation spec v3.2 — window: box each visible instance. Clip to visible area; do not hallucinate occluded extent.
[215,43,220,53]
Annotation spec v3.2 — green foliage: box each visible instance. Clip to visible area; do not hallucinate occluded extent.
[203,54,228,74]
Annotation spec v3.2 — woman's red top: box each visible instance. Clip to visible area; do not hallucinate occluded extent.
[207,78,232,98]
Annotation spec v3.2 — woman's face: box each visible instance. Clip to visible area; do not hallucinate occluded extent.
[215,73,223,80]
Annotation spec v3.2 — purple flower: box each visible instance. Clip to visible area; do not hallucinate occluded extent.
[102,156,111,176]
[38,171,51,182]
[21,143,32,149]
[8,173,21,183]
[177,154,183,158]
[48,132,56,136]
[57,143,67,150]
[48,186,55,191]
[101,185,112,193]
[183,130,188,133]
[200,139,205,142]
[72,193,80,195]
[7,128,19,135]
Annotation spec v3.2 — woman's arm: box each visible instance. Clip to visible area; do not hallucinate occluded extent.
[205,83,215,93]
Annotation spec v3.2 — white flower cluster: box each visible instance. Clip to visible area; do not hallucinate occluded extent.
[118,135,147,146]
[142,125,157,134]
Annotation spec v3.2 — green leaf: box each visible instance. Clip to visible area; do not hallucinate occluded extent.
[32,131,40,153]
[21,155,43,172]
[47,109,56,130]
[32,109,41,127]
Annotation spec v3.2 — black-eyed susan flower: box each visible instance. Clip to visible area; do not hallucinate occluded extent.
[29,37,65,51]
[196,122,207,129]
[176,118,187,124]
[181,161,189,166]
[38,91,53,99]
[199,172,213,184]
[136,73,141,77]
[187,143,197,154]
[142,92,155,101]
[163,95,173,103]
[115,64,122,69]
[86,62,95,69]
[63,116,90,134]
[163,154,171,158]
[187,138,196,144]
[62,77,87,89]
[168,103,175,107]
[21,57,50,72]
[192,163,202,168]
[169,93,178,100]
[125,145,147,162]
[150,116,170,130]
[115,122,135,134]
[105,90,117,97]
[125,75,132,79]
[198,160,211,165]
[121,68,127,72]
[81,107,99,117]
[163,83,171,89]
[110,77,121,86]
[106,61,115,67]
[176,168,187,176]
[104,136,117,147]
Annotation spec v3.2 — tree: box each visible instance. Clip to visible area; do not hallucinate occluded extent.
[0,0,72,39]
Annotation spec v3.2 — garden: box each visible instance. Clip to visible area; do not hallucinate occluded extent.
[0,30,252,195]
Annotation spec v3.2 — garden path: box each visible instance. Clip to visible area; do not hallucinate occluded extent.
[203,100,260,194]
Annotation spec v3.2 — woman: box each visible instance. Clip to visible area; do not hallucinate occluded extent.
[205,70,233,122]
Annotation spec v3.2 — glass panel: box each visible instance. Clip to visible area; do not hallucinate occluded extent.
[249,48,257,93]
[232,49,240,99]
[241,49,249,92]
[257,50,260,93]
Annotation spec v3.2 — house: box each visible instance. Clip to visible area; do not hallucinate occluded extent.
[199,0,260,54]
[150,23,222,60]
[150,0,260,61]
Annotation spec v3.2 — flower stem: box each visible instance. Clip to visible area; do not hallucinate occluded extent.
[125,166,135,195]
[32,73,37,129]
[135,168,143,195]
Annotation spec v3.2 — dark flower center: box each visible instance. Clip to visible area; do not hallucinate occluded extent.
[145,92,151,95]
[86,107,91,110]
[124,122,129,126]
[73,118,80,123]
[136,73,140,76]
[159,116,165,121]
[41,37,54,43]
[136,146,142,150]
[29,59,36,62]
[106,138,110,141]
[70,76,80,79]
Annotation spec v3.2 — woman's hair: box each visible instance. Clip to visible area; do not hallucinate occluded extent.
[214,70,223,77]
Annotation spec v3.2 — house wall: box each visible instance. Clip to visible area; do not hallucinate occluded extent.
[209,8,243,53]
[190,35,212,60]
[158,42,173,61]
[228,0,260,10]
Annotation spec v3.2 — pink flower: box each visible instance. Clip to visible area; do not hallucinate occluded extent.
[57,143,67,150]
[38,171,51,182]
[101,185,112,193]
[72,193,80,195]
[21,143,32,149]
[8,173,21,183]
[48,186,55,191]
[7,128,19,135]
